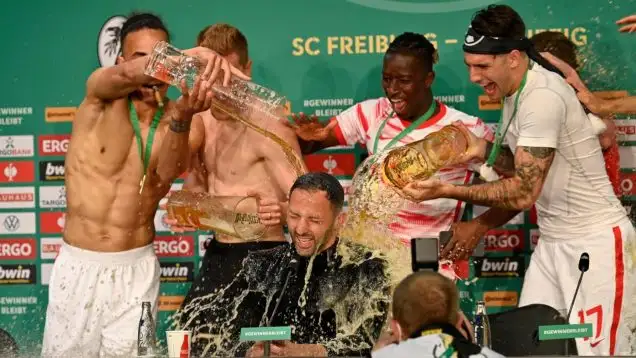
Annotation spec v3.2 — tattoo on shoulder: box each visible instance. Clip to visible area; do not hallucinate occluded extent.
[522,147,555,159]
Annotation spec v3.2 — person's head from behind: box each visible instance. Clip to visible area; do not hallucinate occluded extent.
[531,31,579,72]
[390,271,460,340]
[118,12,171,103]
[463,5,528,101]
[287,172,345,257]
[383,32,437,120]
[196,23,252,120]
[197,23,252,76]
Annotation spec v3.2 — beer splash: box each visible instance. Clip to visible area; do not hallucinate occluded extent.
[170,242,392,357]
[210,100,308,177]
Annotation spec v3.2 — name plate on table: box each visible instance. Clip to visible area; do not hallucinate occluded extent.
[240,326,292,342]
[538,323,593,340]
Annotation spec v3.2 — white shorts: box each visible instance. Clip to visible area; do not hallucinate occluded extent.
[41,242,161,358]
[519,218,636,356]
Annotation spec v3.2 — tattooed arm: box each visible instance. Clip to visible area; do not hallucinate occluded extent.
[442,146,555,210]
[396,146,553,211]
[485,142,516,178]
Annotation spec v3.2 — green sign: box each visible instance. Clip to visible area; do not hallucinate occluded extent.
[240,326,292,342]
[538,324,593,340]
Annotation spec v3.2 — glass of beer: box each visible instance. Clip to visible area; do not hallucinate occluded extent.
[166,191,266,241]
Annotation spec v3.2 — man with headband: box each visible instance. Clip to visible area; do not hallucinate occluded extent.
[399,5,636,355]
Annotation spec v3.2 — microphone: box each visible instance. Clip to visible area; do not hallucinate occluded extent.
[566,253,589,322]
[264,256,300,356]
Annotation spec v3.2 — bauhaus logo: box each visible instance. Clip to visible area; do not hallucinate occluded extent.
[39,160,65,181]
[159,262,194,283]
[474,256,525,278]
[0,187,35,209]
[0,264,36,284]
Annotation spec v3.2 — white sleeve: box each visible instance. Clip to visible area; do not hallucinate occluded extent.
[468,118,495,172]
[515,88,565,148]
[334,99,381,146]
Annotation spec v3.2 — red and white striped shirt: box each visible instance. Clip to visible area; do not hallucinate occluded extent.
[331,97,494,241]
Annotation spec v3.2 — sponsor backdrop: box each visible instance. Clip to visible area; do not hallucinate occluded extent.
[0,0,634,355]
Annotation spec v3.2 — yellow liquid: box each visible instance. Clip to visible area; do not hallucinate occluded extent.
[211,95,308,177]
[381,125,469,189]
[166,192,265,240]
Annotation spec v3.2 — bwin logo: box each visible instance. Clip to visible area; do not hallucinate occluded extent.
[345,0,504,14]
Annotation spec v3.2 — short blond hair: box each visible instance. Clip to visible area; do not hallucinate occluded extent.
[196,23,249,66]
[392,271,459,335]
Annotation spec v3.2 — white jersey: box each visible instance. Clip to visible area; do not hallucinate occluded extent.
[502,63,626,238]
[372,334,505,358]
[331,98,494,240]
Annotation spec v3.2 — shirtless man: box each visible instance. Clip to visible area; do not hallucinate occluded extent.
[165,24,303,356]
[41,13,247,358]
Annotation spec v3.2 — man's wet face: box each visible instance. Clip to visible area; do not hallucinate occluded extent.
[119,28,170,102]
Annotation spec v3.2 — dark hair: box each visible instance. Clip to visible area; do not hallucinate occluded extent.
[531,31,579,71]
[290,172,344,211]
[386,32,438,72]
[471,4,526,39]
[120,12,170,49]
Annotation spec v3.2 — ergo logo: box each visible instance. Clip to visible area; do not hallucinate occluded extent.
[39,135,71,156]
[0,239,36,259]
[483,229,523,251]
[153,236,194,257]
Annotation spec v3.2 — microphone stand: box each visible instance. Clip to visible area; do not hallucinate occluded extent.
[563,253,589,356]
[264,257,299,357]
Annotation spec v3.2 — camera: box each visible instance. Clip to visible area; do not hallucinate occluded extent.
[410,233,446,272]
[411,230,485,272]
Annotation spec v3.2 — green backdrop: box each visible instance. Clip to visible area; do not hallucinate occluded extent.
[0,0,634,355]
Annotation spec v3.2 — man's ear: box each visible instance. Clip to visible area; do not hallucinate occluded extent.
[335,211,346,229]
[116,55,124,65]
[390,319,404,341]
[508,49,524,69]
[244,59,253,77]
[425,71,436,88]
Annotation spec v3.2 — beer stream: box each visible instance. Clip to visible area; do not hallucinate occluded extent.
[167,123,413,356]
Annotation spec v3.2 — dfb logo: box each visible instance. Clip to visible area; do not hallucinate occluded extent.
[474,256,525,278]
[483,230,524,252]
[39,135,71,156]
[153,236,194,257]
[620,171,636,196]
[0,239,36,259]
[530,229,540,250]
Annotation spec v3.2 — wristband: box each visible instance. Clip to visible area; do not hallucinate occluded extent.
[170,119,191,133]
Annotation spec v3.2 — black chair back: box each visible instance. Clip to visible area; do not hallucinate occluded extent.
[488,304,578,356]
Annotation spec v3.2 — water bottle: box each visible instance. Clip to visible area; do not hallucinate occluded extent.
[473,300,492,348]
[137,301,156,357]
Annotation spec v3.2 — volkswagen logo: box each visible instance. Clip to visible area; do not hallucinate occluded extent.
[3,215,20,232]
